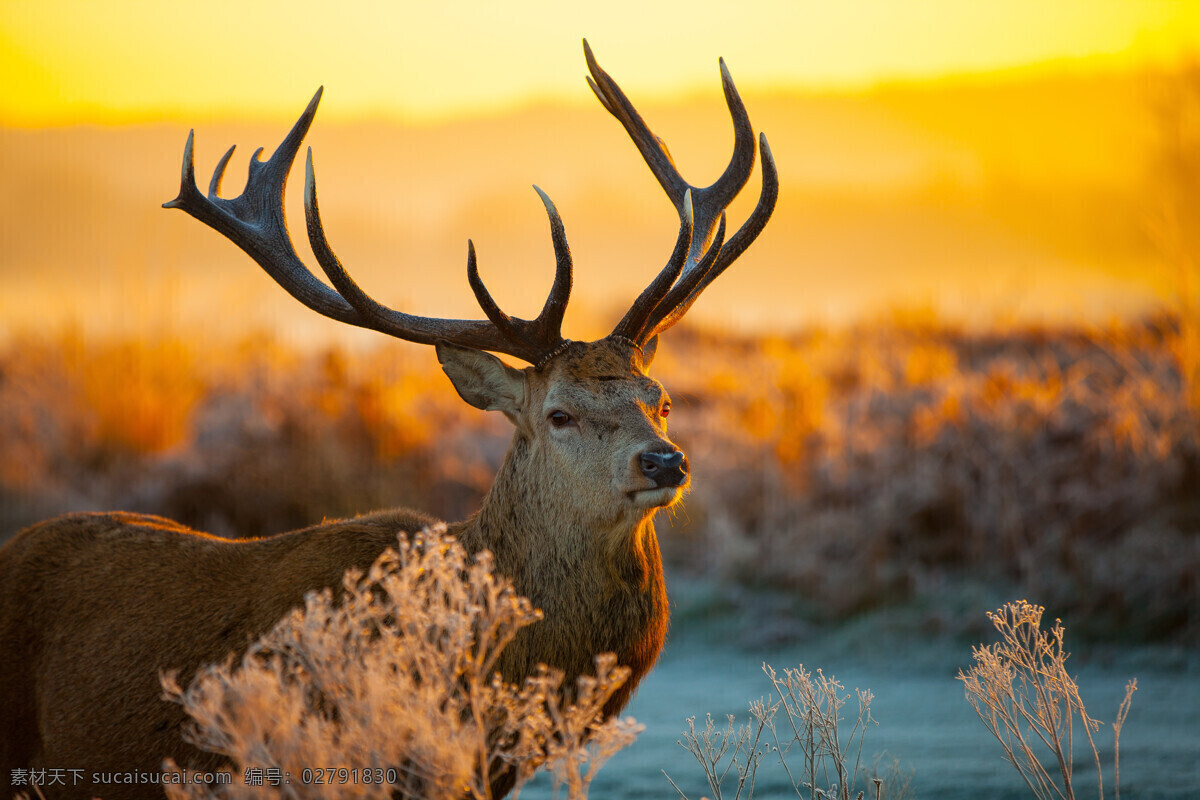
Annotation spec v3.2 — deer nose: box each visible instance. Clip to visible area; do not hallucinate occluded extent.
[639,449,689,488]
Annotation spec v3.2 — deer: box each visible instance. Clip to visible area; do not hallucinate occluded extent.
[0,40,776,800]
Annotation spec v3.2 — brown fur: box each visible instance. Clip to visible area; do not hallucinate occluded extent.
[0,337,678,799]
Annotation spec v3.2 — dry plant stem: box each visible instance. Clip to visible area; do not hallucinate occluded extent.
[667,663,883,800]
[160,528,640,800]
[765,665,875,800]
[541,654,644,799]
[1111,679,1136,800]
[667,713,766,800]
[958,601,1137,800]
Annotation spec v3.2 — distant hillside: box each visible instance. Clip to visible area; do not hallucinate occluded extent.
[0,68,1178,343]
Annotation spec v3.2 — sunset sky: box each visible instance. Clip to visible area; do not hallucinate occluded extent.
[2,0,1198,125]
[3,1,1200,339]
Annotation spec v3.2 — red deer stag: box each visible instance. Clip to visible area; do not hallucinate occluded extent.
[0,40,776,799]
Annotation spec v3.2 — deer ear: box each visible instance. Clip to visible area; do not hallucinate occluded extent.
[436,341,525,418]
[639,336,659,370]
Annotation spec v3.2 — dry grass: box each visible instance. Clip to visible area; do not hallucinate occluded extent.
[670,599,1137,800]
[159,526,640,800]
[958,600,1137,800]
[660,313,1199,641]
[665,663,910,800]
[1,311,1197,641]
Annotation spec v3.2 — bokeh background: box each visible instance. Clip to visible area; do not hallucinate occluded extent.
[3,1,1200,338]
[2,3,1199,795]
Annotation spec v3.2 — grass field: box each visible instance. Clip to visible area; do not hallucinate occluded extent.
[3,310,1195,646]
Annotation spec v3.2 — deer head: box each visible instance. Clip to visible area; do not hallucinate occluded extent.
[163,40,775,532]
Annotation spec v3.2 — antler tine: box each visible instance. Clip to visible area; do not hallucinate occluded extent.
[305,155,572,363]
[167,88,572,365]
[584,49,687,206]
[586,40,774,346]
[164,88,364,325]
[465,239,520,341]
[643,133,779,340]
[531,186,574,342]
[584,39,755,267]
[611,190,694,341]
[303,150,475,344]
[643,212,728,340]
[697,135,779,287]
[461,187,573,358]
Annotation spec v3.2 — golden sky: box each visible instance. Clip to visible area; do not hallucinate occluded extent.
[2,0,1198,125]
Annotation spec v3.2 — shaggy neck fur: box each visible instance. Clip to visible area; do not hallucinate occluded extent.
[458,430,669,714]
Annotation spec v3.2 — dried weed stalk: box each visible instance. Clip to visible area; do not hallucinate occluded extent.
[666,663,907,800]
[160,526,639,800]
[958,600,1137,800]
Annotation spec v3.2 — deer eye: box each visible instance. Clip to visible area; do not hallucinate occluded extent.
[660,401,671,418]
[548,410,574,428]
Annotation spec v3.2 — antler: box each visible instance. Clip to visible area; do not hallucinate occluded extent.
[588,40,778,345]
[164,45,775,363]
[164,88,572,365]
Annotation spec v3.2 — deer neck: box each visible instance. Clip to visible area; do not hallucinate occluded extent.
[458,432,668,690]
[466,435,658,583]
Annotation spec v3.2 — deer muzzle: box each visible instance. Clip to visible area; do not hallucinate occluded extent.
[639,449,689,488]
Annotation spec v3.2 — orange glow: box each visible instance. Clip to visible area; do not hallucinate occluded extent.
[2,2,1199,336]
[1,1,1197,126]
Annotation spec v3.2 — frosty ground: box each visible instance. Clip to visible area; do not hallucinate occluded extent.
[523,579,1199,800]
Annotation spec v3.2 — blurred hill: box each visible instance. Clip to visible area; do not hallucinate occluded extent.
[0,67,1175,344]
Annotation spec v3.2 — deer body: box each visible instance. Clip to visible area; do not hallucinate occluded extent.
[2,341,672,798]
[0,41,775,799]
[0,508,442,780]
